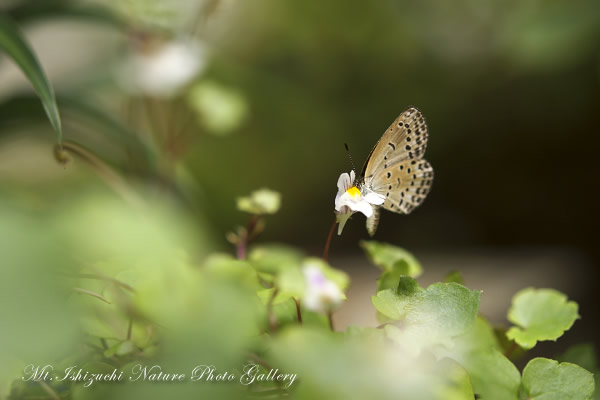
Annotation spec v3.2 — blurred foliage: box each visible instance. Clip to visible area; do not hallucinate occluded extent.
[1,0,599,399]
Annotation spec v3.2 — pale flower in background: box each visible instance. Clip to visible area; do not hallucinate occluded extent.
[188,81,248,135]
[237,188,281,215]
[334,170,384,234]
[302,264,344,313]
[119,37,207,97]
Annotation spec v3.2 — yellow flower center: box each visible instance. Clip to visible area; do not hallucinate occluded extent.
[346,186,361,198]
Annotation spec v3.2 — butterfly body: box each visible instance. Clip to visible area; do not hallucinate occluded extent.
[358,107,434,236]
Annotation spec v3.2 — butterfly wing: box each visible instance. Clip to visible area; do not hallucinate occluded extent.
[372,159,434,214]
[361,107,433,231]
[362,107,429,182]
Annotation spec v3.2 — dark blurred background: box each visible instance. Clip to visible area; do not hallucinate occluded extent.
[1,0,599,355]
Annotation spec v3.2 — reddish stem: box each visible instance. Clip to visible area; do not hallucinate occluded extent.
[236,215,260,260]
[323,217,337,262]
[504,341,518,358]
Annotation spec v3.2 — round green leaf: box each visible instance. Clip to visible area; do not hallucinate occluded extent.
[521,358,594,400]
[506,288,579,349]
[373,279,481,353]
[360,240,423,277]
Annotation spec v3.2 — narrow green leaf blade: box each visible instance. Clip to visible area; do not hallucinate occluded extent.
[0,15,62,143]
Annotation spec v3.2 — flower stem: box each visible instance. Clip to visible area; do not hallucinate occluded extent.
[237,215,260,260]
[127,317,133,340]
[267,288,279,332]
[293,297,303,324]
[323,217,337,262]
[327,311,335,331]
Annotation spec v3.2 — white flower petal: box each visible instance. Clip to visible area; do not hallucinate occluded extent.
[348,199,373,218]
[335,191,353,212]
[364,191,385,205]
[302,265,344,313]
[337,172,352,193]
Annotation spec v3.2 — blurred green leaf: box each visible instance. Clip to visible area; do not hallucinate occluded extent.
[557,343,599,377]
[444,270,465,284]
[0,15,62,144]
[434,358,475,400]
[520,358,594,400]
[462,349,520,400]
[360,240,422,278]
[7,0,123,27]
[104,340,136,358]
[439,318,518,400]
[374,278,481,354]
[376,259,413,291]
[203,253,261,290]
[188,80,249,136]
[557,344,600,400]
[506,288,579,350]
[270,327,477,400]
[237,188,281,215]
[0,95,158,171]
[248,244,303,275]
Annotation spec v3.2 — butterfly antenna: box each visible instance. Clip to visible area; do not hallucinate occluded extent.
[344,143,357,177]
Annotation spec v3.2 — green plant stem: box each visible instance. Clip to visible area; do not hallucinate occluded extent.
[127,317,133,340]
[61,141,143,208]
[328,311,335,331]
[323,217,337,262]
[267,287,279,332]
[293,298,303,324]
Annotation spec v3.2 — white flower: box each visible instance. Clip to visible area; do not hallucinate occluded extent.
[334,170,385,235]
[302,265,344,313]
[119,37,207,98]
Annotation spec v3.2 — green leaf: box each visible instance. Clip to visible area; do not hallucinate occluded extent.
[521,358,594,400]
[103,340,136,357]
[557,344,600,400]
[203,253,261,290]
[373,278,481,354]
[441,318,519,400]
[434,358,475,400]
[360,240,423,277]
[248,244,303,275]
[463,349,521,400]
[443,316,501,356]
[557,343,598,376]
[8,1,123,27]
[444,270,465,284]
[506,288,579,349]
[376,259,413,291]
[188,80,249,136]
[0,16,62,144]
[0,95,158,171]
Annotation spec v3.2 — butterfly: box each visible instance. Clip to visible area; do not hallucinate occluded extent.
[358,107,434,236]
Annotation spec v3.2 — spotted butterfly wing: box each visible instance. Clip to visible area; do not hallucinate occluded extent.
[360,107,433,236]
